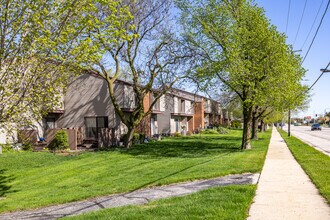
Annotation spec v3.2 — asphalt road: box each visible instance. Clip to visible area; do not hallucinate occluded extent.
[282,125,330,156]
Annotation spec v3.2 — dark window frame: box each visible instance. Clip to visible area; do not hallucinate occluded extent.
[44,117,56,130]
[84,116,108,140]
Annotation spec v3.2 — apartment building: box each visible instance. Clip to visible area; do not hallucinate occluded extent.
[15,73,230,148]
[157,89,226,135]
[157,89,196,135]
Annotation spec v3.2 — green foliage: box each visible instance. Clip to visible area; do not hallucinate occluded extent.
[0,144,14,153]
[231,120,242,129]
[201,129,219,135]
[49,131,69,150]
[133,133,140,144]
[0,0,131,128]
[178,0,307,149]
[139,133,146,143]
[0,130,271,213]
[173,132,182,137]
[22,143,33,151]
[216,127,231,134]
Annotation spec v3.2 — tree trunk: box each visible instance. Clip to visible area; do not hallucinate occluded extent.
[124,126,135,148]
[241,104,253,150]
[260,119,265,132]
[251,111,258,140]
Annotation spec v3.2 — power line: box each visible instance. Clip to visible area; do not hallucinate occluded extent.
[302,0,330,63]
[306,62,330,92]
[293,0,308,45]
[301,0,324,49]
[285,0,291,34]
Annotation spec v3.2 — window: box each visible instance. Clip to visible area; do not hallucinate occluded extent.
[151,95,160,110]
[44,117,55,130]
[181,100,185,112]
[85,117,108,139]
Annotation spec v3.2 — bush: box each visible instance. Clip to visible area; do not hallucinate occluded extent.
[22,142,33,151]
[201,129,219,135]
[133,133,140,144]
[231,120,242,129]
[216,127,231,134]
[49,130,69,150]
[0,144,14,153]
[120,134,127,143]
[139,133,146,143]
[174,132,182,137]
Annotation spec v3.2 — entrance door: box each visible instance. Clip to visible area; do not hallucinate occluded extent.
[175,118,179,132]
[151,117,155,136]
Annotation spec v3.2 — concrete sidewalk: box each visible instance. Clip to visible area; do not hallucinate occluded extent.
[0,173,259,220]
[248,127,330,220]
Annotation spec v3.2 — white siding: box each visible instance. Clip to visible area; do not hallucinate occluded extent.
[185,101,190,114]
[123,85,135,109]
[160,95,165,112]
[218,104,222,115]
[0,126,17,144]
[0,128,7,144]
[173,97,178,113]
[204,114,209,127]
[170,118,176,133]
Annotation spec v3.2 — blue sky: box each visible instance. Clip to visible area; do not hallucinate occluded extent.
[255,0,330,117]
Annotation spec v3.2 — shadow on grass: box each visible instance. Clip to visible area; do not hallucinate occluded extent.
[129,151,236,191]
[0,169,16,197]
[117,135,242,158]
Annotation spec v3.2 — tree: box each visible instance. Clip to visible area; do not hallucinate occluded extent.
[84,0,192,148]
[178,0,307,149]
[0,0,130,132]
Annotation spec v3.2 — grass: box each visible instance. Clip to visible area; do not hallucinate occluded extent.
[278,128,330,203]
[0,129,271,213]
[62,185,256,220]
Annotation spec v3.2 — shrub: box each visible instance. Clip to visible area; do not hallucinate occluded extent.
[231,120,242,129]
[216,127,231,134]
[0,144,14,153]
[201,129,219,135]
[49,130,69,150]
[22,142,33,151]
[174,132,182,137]
[120,134,127,143]
[139,133,146,143]
[133,133,140,144]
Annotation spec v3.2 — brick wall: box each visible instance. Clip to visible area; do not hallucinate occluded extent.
[141,93,151,136]
[194,100,204,132]
[188,116,194,133]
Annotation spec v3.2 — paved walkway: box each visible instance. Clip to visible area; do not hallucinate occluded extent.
[0,173,259,220]
[248,127,330,220]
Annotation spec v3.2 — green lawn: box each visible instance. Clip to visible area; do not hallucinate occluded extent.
[0,129,271,213]
[278,129,330,203]
[63,185,256,220]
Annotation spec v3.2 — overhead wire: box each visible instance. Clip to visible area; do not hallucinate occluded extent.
[302,0,330,63]
[306,62,330,92]
[285,0,291,34]
[301,0,325,49]
[293,0,308,46]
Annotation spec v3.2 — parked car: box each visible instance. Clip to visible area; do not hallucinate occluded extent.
[311,123,322,131]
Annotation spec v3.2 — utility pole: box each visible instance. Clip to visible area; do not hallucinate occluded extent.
[288,108,291,136]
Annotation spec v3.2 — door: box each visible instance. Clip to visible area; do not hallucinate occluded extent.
[151,117,155,136]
